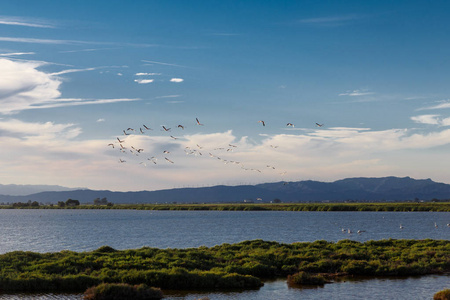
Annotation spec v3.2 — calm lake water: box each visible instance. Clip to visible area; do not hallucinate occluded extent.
[0,210,448,299]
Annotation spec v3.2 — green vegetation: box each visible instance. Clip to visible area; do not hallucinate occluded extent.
[83,283,163,300]
[0,239,448,293]
[434,289,450,300]
[2,202,450,212]
[287,271,327,285]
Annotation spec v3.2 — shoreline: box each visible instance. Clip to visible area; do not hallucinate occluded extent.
[1,202,450,212]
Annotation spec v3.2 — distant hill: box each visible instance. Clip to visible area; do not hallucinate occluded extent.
[0,176,449,204]
[0,184,80,196]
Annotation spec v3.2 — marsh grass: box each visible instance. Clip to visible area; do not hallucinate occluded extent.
[0,239,448,293]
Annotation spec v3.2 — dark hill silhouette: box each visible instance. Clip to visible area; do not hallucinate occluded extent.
[0,177,449,204]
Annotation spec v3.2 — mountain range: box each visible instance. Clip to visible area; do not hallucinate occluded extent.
[1,176,449,204]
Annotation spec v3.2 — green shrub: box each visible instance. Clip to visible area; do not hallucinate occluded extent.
[434,289,450,300]
[83,283,163,300]
[287,271,326,285]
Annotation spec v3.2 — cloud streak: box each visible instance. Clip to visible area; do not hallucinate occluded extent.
[134,79,154,84]
[0,16,55,28]
[142,60,187,68]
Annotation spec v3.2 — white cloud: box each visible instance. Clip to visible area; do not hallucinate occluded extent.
[170,78,184,83]
[155,95,181,99]
[419,100,450,110]
[136,72,161,76]
[0,58,61,114]
[2,121,450,190]
[117,73,123,76]
[441,117,450,126]
[0,36,94,45]
[50,67,96,76]
[0,58,140,114]
[0,52,35,56]
[411,114,440,125]
[0,16,55,28]
[339,89,374,96]
[96,118,105,122]
[134,79,154,84]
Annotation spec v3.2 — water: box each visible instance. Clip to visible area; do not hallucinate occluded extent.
[0,210,448,299]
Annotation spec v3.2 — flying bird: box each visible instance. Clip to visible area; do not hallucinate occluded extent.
[170,135,178,139]
[140,128,144,134]
[107,143,115,148]
[258,120,265,126]
[119,159,126,163]
[286,123,294,127]
[177,125,185,129]
[117,137,124,143]
[123,130,129,135]
[315,123,324,127]
[165,157,174,164]
[143,124,153,130]
[196,118,204,126]
[127,128,135,131]
[163,150,170,154]
[162,126,171,131]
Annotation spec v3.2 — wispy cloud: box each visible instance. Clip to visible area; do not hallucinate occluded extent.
[411,114,450,127]
[96,118,105,123]
[207,32,241,36]
[298,14,365,26]
[59,48,119,53]
[50,67,97,76]
[134,79,154,84]
[0,52,35,57]
[0,36,96,45]
[419,100,450,110]
[339,89,374,96]
[0,58,140,114]
[154,95,181,99]
[0,16,55,28]
[411,114,440,125]
[136,72,162,76]
[170,78,184,83]
[142,60,187,68]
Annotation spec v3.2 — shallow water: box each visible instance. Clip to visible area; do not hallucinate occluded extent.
[0,210,448,253]
[0,210,448,299]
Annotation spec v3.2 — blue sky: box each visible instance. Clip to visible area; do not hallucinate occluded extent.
[1,0,450,191]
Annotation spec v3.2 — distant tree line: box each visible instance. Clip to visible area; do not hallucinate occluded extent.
[93,197,113,206]
[12,200,40,208]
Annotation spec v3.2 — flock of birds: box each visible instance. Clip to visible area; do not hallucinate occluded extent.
[107,117,325,182]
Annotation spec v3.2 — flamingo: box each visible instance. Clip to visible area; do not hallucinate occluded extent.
[258,120,265,126]
[286,123,294,127]
[162,125,171,131]
[315,123,324,127]
[196,118,204,126]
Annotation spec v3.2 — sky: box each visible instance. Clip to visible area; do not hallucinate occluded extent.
[1,0,450,192]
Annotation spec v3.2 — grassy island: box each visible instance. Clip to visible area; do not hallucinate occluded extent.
[0,239,448,293]
[4,202,450,212]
